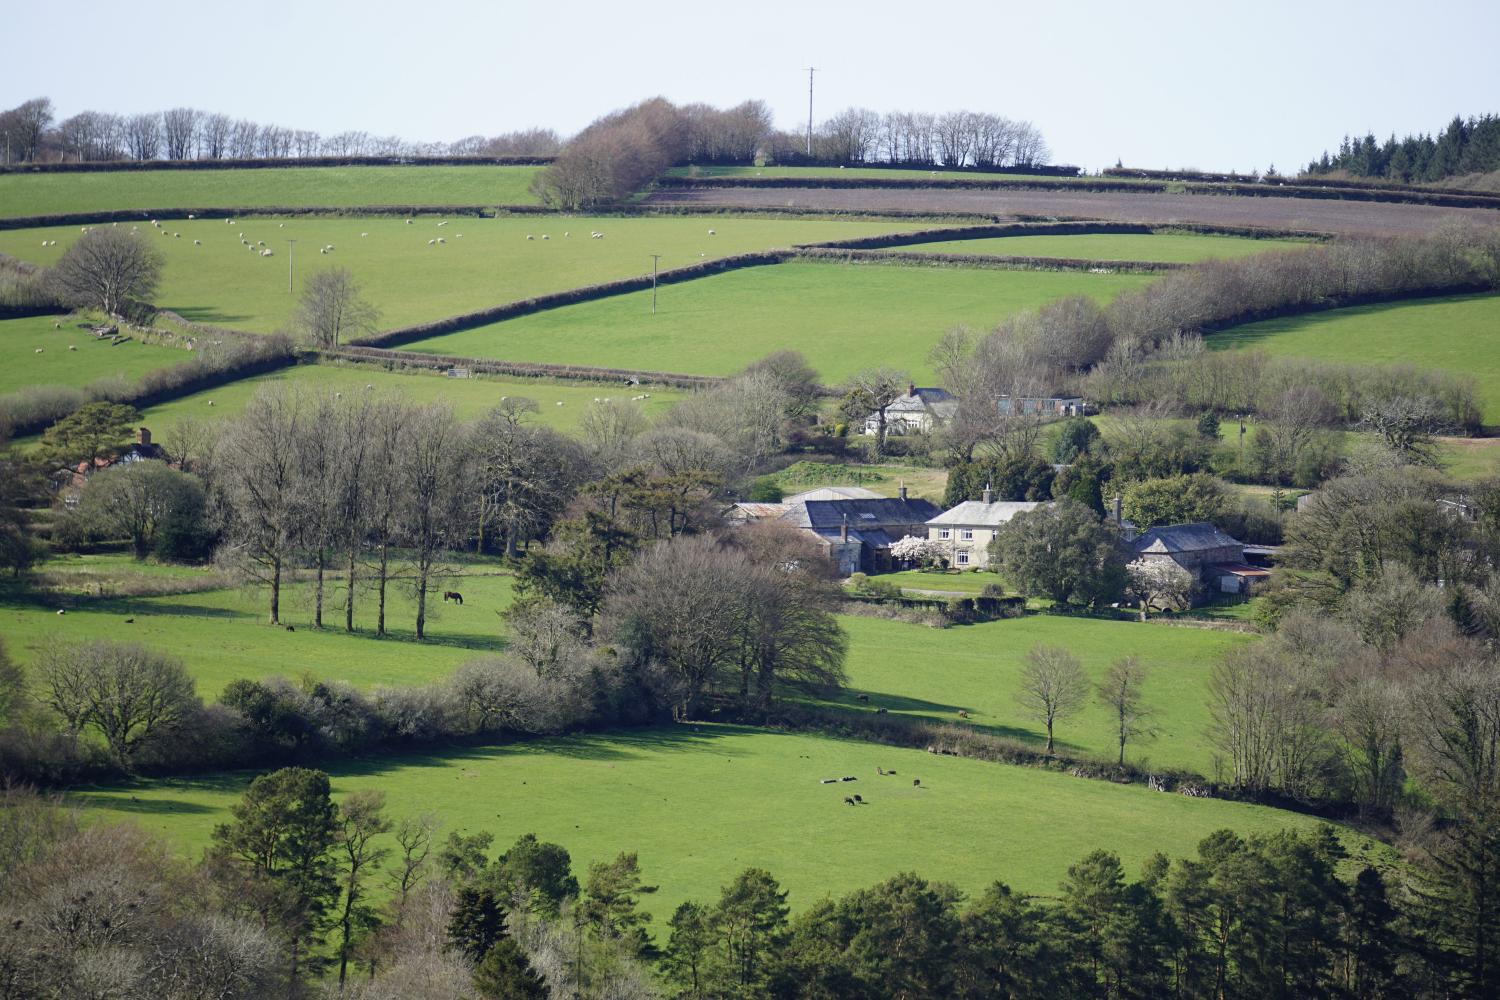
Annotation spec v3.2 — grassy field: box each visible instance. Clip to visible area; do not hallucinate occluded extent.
[2,556,514,698]
[0,314,186,396]
[833,613,1248,775]
[68,725,1360,929]
[120,362,687,438]
[402,260,1154,382]
[0,165,545,219]
[901,231,1313,263]
[1210,293,1500,422]
[0,216,920,333]
[867,569,1001,594]
[765,461,950,503]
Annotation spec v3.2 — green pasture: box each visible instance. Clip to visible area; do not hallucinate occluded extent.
[901,231,1313,263]
[0,216,919,334]
[866,569,1001,595]
[1209,293,1500,423]
[833,613,1248,775]
[69,725,1356,929]
[122,362,687,438]
[2,556,515,698]
[402,260,1154,383]
[0,314,186,396]
[0,165,545,219]
[766,461,950,503]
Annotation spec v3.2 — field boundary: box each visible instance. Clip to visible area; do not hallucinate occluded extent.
[790,247,1183,273]
[0,155,553,175]
[323,347,724,389]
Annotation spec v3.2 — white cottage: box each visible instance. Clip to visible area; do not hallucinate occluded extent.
[925,488,1041,569]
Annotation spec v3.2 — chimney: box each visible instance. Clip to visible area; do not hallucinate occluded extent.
[982,482,993,504]
[898,483,908,501]
[907,382,916,398]
[136,427,151,447]
[1111,494,1122,525]
[840,513,849,543]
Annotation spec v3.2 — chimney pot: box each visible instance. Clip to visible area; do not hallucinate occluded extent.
[982,482,993,504]
[1111,494,1123,524]
[840,513,849,543]
[898,484,908,501]
[136,427,151,446]
[907,382,916,397]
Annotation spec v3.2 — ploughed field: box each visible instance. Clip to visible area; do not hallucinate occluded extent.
[0,314,186,396]
[899,231,1315,262]
[0,164,546,219]
[643,185,1500,237]
[68,725,1366,930]
[399,260,1154,382]
[0,216,918,333]
[1209,292,1500,423]
[120,363,687,437]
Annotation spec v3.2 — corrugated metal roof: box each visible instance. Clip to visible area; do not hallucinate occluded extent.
[783,486,883,503]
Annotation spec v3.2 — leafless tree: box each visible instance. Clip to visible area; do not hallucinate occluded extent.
[399,405,465,640]
[48,227,164,317]
[818,107,881,162]
[1334,673,1406,816]
[0,97,52,162]
[505,595,588,677]
[296,267,380,349]
[332,390,378,632]
[123,112,162,160]
[199,112,232,159]
[229,118,260,158]
[578,397,646,469]
[161,107,198,160]
[1209,643,1333,797]
[55,110,123,161]
[469,398,592,557]
[1097,656,1152,765]
[40,640,197,768]
[1015,645,1089,754]
[387,814,439,921]
[364,398,411,637]
[335,790,391,987]
[840,366,909,458]
[217,386,305,624]
[296,392,340,628]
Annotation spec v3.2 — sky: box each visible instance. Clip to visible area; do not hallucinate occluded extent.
[6,0,1498,173]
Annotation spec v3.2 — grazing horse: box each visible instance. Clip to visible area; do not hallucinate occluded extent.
[442,591,464,605]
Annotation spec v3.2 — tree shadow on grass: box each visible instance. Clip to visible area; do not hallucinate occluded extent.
[169,306,256,325]
[67,791,223,816]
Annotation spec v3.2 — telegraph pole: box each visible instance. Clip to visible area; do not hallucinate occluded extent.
[650,254,661,313]
[804,67,817,157]
[287,240,296,294]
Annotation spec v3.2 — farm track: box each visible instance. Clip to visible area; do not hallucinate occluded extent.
[644,186,1500,236]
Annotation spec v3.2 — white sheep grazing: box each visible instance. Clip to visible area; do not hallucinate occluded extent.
[257,240,265,247]
[225,218,232,224]
[68,345,77,351]
[526,235,534,241]
[334,392,342,399]
[361,232,369,237]
[40,241,46,247]
[207,400,214,406]
[173,233,180,238]
[556,401,564,406]
[261,249,274,257]
[320,248,327,254]
[80,226,88,232]
[428,239,436,245]
[239,232,245,238]
[365,384,373,389]
[456,233,463,238]
[278,223,284,228]
[34,348,42,354]
[193,240,201,246]
[437,238,445,244]
[564,231,570,237]
[161,229,170,235]
[541,234,549,240]
[708,229,716,235]
[437,221,447,227]
[405,219,413,225]
[187,214,195,219]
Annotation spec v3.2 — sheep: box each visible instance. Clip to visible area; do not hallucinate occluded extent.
[257,240,266,247]
[707,228,716,235]
[405,218,414,225]
[526,235,534,241]
[856,694,869,702]
[841,776,857,782]
[876,707,888,715]
[563,231,570,237]
[437,220,447,227]
[187,214,194,219]
[361,232,369,237]
[320,248,327,255]
[437,238,445,244]
[225,218,232,224]
[820,778,838,785]
[365,384,373,389]
[913,778,921,787]
[853,794,862,802]
[261,249,274,257]
[428,239,436,245]
[325,244,334,251]
[239,233,245,238]
[334,392,342,399]
[56,609,65,615]
[958,710,969,719]
[173,233,180,238]
[207,401,214,406]
[843,796,855,805]
[541,234,549,240]
[278,223,284,228]
[193,240,201,246]
[555,401,564,406]
[68,345,76,351]
[34,348,42,353]
[876,766,885,775]
[40,241,46,247]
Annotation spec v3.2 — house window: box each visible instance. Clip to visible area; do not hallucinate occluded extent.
[957,551,970,566]
[960,529,973,541]
[938,528,951,539]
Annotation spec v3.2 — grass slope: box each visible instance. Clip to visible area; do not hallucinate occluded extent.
[0,165,544,219]
[2,559,514,698]
[902,232,1313,263]
[69,725,1355,928]
[404,261,1153,383]
[0,217,920,334]
[834,614,1248,775]
[0,315,185,396]
[1210,292,1500,422]
[123,362,686,437]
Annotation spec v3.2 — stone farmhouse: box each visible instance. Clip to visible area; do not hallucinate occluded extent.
[1128,522,1268,596]
[924,487,1040,569]
[777,488,941,575]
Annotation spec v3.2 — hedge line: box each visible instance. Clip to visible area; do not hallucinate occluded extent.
[0,155,553,175]
[1103,165,1500,202]
[348,249,792,350]
[0,204,558,231]
[324,346,723,390]
[791,247,1184,274]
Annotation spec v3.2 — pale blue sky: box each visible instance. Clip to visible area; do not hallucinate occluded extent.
[7,0,1497,172]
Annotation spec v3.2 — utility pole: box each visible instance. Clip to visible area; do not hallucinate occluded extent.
[650,254,661,313]
[804,66,817,157]
[287,240,295,294]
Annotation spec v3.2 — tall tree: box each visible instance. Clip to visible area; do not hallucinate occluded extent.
[218,387,305,624]
[295,267,379,349]
[334,789,391,986]
[48,226,164,317]
[40,640,197,769]
[1097,656,1151,766]
[1015,644,1089,754]
[398,404,465,640]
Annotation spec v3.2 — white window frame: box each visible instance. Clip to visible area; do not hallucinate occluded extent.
[960,529,974,541]
[956,551,970,566]
[938,528,951,539]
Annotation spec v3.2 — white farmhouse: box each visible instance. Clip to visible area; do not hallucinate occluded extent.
[925,487,1040,569]
[862,385,958,436]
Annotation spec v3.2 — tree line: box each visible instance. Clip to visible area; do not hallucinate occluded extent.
[0,96,561,165]
[1306,112,1500,184]
[0,777,1447,999]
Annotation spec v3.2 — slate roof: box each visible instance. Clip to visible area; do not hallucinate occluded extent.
[1131,522,1245,555]
[811,527,896,549]
[782,486,883,503]
[728,502,791,519]
[885,387,956,413]
[779,497,943,530]
[927,500,1041,528]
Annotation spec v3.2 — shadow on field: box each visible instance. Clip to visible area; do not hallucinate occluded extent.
[170,306,255,324]
[836,689,965,715]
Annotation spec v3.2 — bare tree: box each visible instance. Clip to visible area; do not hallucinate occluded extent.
[199,112,232,159]
[333,390,378,632]
[387,813,439,921]
[469,398,591,557]
[48,227,164,317]
[400,405,465,641]
[296,268,380,349]
[1097,656,1152,765]
[505,595,588,677]
[365,398,411,638]
[295,392,340,628]
[161,107,199,160]
[41,641,197,768]
[217,387,305,624]
[1334,674,1406,816]
[1015,645,1089,754]
[840,367,909,458]
[123,112,162,161]
[578,398,646,469]
[335,790,391,987]
[1,97,52,161]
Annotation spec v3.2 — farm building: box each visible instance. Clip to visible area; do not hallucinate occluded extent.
[778,489,941,575]
[862,385,957,436]
[996,394,1088,417]
[925,487,1041,569]
[1128,522,1267,596]
[60,427,169,500]
[724,501,792,524]
[783,486,883,503]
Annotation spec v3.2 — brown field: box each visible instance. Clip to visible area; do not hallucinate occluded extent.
[645,187,1500,237]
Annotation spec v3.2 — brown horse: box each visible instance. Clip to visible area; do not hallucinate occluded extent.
[442,591,464,605]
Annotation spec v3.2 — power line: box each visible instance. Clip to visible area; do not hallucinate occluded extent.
[650,254,661,313]
[287,240,296,294]
[804,67,817,157]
